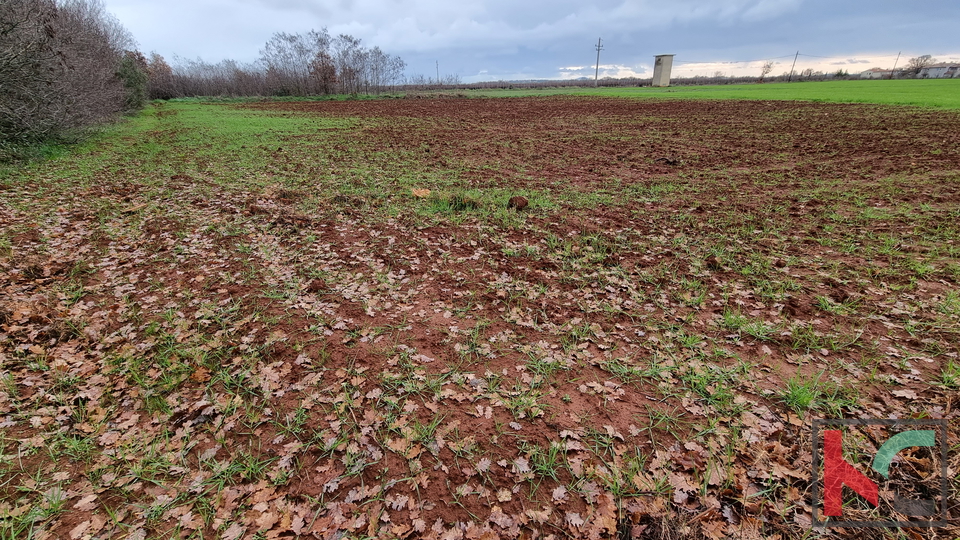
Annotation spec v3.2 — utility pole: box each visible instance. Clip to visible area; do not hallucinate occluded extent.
[436,61,440,86]
[788,50,799,82]
[890,51,901,79]
[594,37,603,87]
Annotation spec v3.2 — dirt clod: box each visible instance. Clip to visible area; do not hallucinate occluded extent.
[507,196,529,210]
[655,156,680,166]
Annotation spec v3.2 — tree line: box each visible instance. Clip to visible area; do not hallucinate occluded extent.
[147,29,406,99]
[1,0,146,158]
[1,0,407,160]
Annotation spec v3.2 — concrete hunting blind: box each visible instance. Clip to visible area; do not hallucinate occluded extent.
[653,54,675,87]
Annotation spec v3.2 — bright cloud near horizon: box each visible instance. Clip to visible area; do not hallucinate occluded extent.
[102,0,960,82]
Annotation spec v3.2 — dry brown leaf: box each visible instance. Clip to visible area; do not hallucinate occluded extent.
[221,523,245,540]
[387,438,407,454]
[489,506,514,529]
[565,512,584,529]
[701,520,727,540]
[73,494,98,511]
[255,511,279,529]
[525,507,552,523]
[190,366,211,382]
[591,492,618,537]
[69,520,91,539]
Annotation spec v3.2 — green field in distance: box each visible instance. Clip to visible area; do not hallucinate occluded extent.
[470,79,960,109]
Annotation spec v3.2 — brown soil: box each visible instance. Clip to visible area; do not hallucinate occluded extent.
[247,96,960,193]
[2,96,959,539]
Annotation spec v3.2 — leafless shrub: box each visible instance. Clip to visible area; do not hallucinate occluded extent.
[1,0,62,146]
[1,0,138,158]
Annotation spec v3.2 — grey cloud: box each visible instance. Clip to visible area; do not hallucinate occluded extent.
[102,0,960,81]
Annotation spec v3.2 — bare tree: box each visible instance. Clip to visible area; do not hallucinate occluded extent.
[388,55,406,89]
[905,55,936,76]
[364,46,405,93]
[309,50,336,94]
[138,28,405,99]
[146,52,176,99]
[171,56,265,97]
[260,29,330,96]
[332,34,364,94]
[759,61,774,82]
[406,73,429,90]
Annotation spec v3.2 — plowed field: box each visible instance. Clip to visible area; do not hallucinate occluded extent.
[2,96,959,539]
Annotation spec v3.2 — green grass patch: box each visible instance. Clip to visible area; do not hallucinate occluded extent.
[469,79,960,109]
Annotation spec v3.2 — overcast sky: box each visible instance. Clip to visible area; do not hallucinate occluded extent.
[102,0,960,82]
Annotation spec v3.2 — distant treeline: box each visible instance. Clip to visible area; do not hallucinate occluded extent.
[148,29,406,99]
[424,70,854,91]
[1,0,146,157]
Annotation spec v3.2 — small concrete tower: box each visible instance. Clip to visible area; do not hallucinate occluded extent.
[652,54,675,87]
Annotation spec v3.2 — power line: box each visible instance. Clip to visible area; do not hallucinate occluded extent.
[668,51,924,78]
[675,54,796,65]
[676,52,919,66]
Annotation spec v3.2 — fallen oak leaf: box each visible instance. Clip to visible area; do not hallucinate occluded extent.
[69,520,91,539]
[254,511,278,530]
[489,506,514,529]
[701,520,727,540]
[74,494,98,511]
[386,438,408,454]
[391,523,412,537]
[525,507,552,523]
[565,512,585,529]
[221,523,245,540]
[590,492,618,537]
